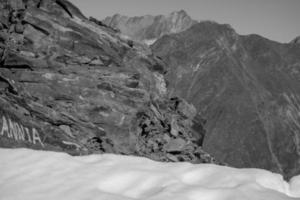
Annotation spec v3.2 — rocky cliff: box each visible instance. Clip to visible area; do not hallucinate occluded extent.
[151,21,300,179]
[0,0,217,164]
[103,10,197,44]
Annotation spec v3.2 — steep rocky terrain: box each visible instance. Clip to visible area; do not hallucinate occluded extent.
[291,36,300,44]
[151,21,300,179]
[0,0,217,164]
[103,10,197,44]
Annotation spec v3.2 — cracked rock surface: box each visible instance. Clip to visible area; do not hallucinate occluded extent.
[0,0,217,164]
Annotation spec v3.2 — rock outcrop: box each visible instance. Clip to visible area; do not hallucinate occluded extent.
[0,0,216,164]
[103,10,197,44]
[291,36,300,44]
[151,21,300,179]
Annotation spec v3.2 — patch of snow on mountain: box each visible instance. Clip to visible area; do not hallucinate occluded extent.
[144,39,157,46]
[0,148,299,200]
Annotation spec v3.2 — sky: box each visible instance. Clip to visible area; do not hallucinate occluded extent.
[69,0,300,43]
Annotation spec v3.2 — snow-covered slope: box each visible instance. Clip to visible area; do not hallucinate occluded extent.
[0,148,299,200]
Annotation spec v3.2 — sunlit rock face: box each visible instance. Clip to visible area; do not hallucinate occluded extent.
[151,21,300,179]
[0,0,217,164]
[103,10,197,44]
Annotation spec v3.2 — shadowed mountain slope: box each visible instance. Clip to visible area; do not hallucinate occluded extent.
[291,36,300,44]
[151,21,300,179]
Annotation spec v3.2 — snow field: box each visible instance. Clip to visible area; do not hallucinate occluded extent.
[0,148,299,200]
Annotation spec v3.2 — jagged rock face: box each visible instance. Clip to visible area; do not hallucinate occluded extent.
[151,21,300,179]
[0,0,217,164]
[103,10,197,44]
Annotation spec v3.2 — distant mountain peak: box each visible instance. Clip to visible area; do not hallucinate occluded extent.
[170,9,189,17]
[103,10,197,44]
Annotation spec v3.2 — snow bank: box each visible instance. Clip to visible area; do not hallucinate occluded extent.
[0,148,299,200]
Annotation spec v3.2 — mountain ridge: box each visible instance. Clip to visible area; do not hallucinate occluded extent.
[291,36,300,44]
[103,10,197,44]
[151,21,300,179]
